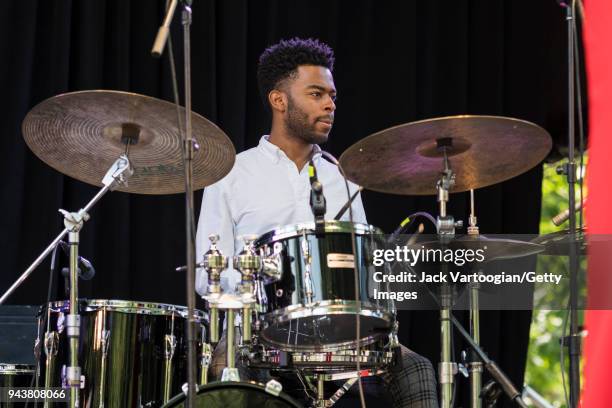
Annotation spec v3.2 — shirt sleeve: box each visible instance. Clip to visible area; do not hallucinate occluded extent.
[195,180,235,296]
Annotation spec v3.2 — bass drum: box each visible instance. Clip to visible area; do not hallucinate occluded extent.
[255,221,394,352]
[162,381,302,408]
[37,299,209,408]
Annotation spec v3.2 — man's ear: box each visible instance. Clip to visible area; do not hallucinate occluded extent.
[268,89,287,113]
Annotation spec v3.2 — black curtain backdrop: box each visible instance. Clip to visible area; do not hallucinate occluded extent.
[0,1,571,406]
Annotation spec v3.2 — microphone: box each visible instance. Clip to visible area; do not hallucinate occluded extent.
[387,212,437,244]
[151,0,180,58]
[308,159,326,236]
[58,241,96,281]
[334,187,363,220]
[552,199,585,226]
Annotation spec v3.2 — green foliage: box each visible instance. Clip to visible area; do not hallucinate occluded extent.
[523,161,586,407]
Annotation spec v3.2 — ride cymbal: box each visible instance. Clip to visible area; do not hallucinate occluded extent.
[22,90,235,194]
[340,115,552,195]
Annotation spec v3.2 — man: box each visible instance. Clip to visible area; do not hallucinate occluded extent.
[196,37,438,407]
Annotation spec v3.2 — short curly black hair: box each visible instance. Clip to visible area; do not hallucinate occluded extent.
[257,37,335,110]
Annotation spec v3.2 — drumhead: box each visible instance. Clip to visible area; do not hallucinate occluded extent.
[162,381,302,408]
[45,299,208,321]
[256,220,382,246]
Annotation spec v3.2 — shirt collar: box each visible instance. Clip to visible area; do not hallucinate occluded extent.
[258,135,322,164]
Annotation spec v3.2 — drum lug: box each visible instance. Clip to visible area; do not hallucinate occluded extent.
[265,379,283,397]
[165,334,177,360]
[261,242,283,283]
[300,233,315,303]
[221,367,240,382]
[200,343,212,385]
[100,329,110,355]
[44,331,59,357]
[388,321,400,348]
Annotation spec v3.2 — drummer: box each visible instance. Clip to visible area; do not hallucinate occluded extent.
[196,37,438,407]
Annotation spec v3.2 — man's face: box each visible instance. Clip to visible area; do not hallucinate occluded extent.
[283,65,337,144]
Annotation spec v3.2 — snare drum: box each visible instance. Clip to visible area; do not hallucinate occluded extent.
[255,221,394,352]
[37,299,209,407]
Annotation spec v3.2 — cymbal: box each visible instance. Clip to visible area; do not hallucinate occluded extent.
[411,235,545,262]
[22,90,235,194]
[532,228,587,256]
[339,115,552,195]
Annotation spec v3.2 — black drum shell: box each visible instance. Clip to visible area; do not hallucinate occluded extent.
[255,221,395,352]
[36,299,208,408]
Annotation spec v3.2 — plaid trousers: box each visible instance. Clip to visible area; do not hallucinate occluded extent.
[210,336,439,408]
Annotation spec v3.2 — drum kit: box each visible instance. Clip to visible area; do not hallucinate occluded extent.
[0,88,585,408]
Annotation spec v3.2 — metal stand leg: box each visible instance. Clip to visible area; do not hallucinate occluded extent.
[221,309,240,382]
[200,342,212,385]
[67,231,81,408]
[316,375,326,408]
[439,283,456,408]
[469,282,483,408]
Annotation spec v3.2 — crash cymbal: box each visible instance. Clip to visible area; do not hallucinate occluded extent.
[22,90,235,194]
[532,228,587,256]
[411,235,545,262]
[339,115,552,195]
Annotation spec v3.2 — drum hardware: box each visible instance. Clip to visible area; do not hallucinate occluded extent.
[234,235,262,344]
[261,242,284,283]
[467,190,482,408]
[200,342,212,385]
[434,157,461,408]
[201,234,229,345]
[435,145,462,239]
[451,315,529,408]
[340,116,551,407]
[163,313,179,403]
[98,308,110,407]
[300,230,315,305]
[43,330,59,399]
[0,149,132,407]
[308,369,387,408]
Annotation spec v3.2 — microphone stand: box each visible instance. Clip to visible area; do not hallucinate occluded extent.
[556,2,582,406]
[181,3,198,406]
[151,2,198,405]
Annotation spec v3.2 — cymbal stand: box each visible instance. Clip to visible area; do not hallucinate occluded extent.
[451,315,529,408]
[467,189,483,408]
[436,148,460,408]
[555,2,583,406]
[0,155,132,408]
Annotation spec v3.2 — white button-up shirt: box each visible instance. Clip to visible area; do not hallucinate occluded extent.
[195,135,367,295]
